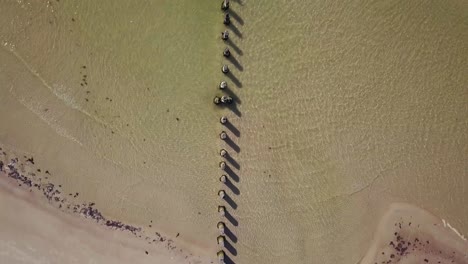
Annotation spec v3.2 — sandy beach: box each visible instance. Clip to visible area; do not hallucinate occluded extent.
[0,169,213,264]
[1,0,467,263]
[361,203,467,264]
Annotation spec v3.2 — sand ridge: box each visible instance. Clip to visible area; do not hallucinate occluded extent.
[361,203,468,264]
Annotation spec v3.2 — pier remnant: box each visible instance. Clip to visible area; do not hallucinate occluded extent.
[218,190,226,199]
[219,131,227,140]
[217,250,225,263]
[214,96,233,105]
[219,161,226,170]
[223,48,231,58]
[218,205,226,216]
[219,175,227,183]
[221,30,229,41]
[221,0,229,11]
[219,81,227,90]
[220,116,228,124]
[220,149,227,157]
[222,65,229,74]
[217,235,225,247]
[223,13,231,25]
[217,222,226,234]
[220,96,233,104]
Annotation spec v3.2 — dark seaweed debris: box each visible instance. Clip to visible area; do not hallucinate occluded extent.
[0,152,182,252]
[375,218,460,263]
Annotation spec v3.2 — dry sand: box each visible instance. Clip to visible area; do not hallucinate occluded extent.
[361,203,467,264]
[0,0,223,260]
[1,165,466,264]
[0,171,211,264]
[0,0,467,264]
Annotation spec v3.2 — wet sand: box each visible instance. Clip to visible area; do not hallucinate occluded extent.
[228,0,468,263]
[1,0,467,264]
[0,0,223,258]
[361,203,467,264]
[0,171,211,264]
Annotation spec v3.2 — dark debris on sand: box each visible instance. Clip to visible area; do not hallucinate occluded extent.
[374,219,460,264]
[0,150,184,256]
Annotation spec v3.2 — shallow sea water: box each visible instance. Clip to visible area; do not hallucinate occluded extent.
[0,0,467,264]
[0,0,224,254]
[232,1,467,263]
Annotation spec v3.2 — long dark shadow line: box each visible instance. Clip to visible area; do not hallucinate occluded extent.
[229,9,244,25]
[224,193,237,209]
[224,87,242,104]
[225,137,240,153]
[225,166,239,182]
[224,121,240,137]
[225,179,240,195]
[228,55,243,71]
[227,39,243,56]
[226,72,242,88]
[229,22,242,38]
[226,154,240,170]
[225,226,238,243]
[225,239,238,256]
[225,210,238,226]
[226,103,241,117]
[224,253,236,264]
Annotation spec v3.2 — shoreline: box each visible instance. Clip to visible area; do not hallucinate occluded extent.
[0,150,213,264]
[361,203,468,264]
[1,0,467,263]
[3,163,467,264]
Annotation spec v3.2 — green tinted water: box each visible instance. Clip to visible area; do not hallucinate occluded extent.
[1,1,467,264]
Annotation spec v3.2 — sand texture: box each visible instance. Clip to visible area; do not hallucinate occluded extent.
[361,203,467,264]
[1,0,467,263]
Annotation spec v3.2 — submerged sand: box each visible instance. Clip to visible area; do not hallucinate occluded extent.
[228,1,468,263]
[1,0,467,264]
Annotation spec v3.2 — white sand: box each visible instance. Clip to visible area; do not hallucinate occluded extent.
[0,174,213,264]
[361,203,468,264]
[0,0,467,263]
